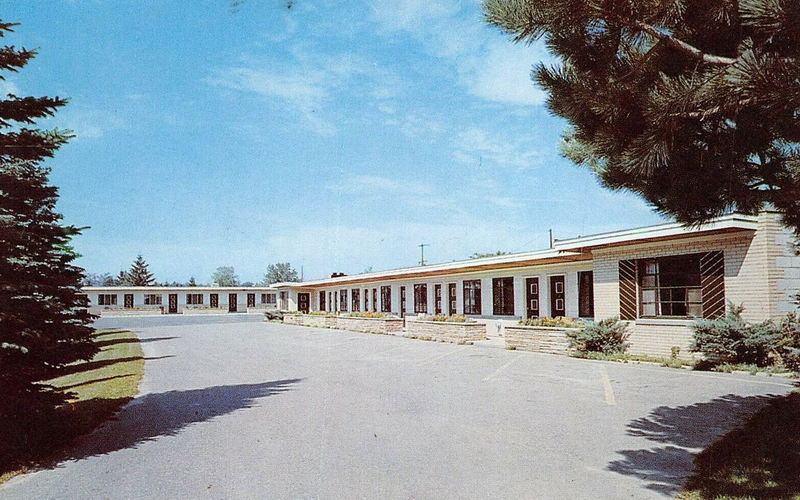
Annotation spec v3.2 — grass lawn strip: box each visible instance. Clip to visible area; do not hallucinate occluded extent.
[0,329,144,484]
[678,391,800,499]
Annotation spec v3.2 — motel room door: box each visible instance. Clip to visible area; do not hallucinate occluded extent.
[168,294,178,314]
[228,293,238,312]
[525,278,539,318]
[124,294,134,309]
[550,275,566,317]
[297,293,310,313]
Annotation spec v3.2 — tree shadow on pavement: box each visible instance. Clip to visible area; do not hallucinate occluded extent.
[50,378,302,465]
[607,393,779,495]
[96,336,180,348]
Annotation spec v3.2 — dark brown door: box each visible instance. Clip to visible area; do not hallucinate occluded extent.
[168,293,178,314]
[526,278,540,318]
[124,294,134,308]
[210,293,219,308]
[400,286,406,318]
[228,293,238,312]
[298,293,310,313]
[247,293,256,308]
[550,276,566,317]
[448,283,457,315]
[434,284,442,314]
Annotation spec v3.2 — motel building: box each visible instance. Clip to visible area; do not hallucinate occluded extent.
[84,211,800,358]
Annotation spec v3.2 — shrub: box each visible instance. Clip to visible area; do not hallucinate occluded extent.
[307,311,329,316]
[519,316,582,328]
[776,312,800,373]
[424,315,471,323]
[690,304,782,367]
[344,312,393,318]
[566,317,629,354]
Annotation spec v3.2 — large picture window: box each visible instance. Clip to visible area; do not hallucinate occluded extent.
[144,294,162,305]
[262,293,276,305]
[463,280,482,315]
[98,294,117,306]
[638,254,702,317]
[414,284,428,314]
[492,277,514,316]
[339,289,348,312]
[381,286,391,312]
[186,293,203,305]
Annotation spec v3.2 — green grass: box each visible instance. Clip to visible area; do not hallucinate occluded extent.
[678,391,800,500]
[0,329,144,484]
[569,351,695,368]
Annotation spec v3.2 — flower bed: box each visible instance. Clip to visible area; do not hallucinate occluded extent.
[504,325,578,354]
[406,318,487,343]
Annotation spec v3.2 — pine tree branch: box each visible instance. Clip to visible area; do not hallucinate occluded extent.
[605,14,738,65]
[669,97,758,120]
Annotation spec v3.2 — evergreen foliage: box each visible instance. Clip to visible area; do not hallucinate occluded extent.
[485,0,800,234]
[0,21,97,454]
[126,254,155,286]
[187,276,197,287]
[262,262,299,285]
[566,317,629,354]
[776,312,800,372]
[691,303,782,366]
[212,266,239,286]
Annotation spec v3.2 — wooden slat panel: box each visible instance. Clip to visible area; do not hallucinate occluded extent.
[619,260,637,320]
[700,251,725,319]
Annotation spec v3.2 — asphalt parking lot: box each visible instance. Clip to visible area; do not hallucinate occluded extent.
[2,315,794,499]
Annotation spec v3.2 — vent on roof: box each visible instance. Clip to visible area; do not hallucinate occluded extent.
[330,272,347,278]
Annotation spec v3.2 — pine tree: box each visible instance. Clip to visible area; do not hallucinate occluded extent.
[0,21,97,462]
[262,262,299,285]
[112,270,131,286]
[126,254,155,286]
[485,0,800,235]
[188,276,197,287]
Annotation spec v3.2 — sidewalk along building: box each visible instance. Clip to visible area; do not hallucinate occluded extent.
[270,211,800,358]
[83,286,279,316]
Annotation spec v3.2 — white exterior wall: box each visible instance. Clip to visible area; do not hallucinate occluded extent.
[85,287,278,315]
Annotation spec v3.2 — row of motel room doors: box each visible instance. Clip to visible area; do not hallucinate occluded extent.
[120,293,266,314]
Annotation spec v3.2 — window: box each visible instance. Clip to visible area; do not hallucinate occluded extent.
[328,292,333,312]
[414,284,428,314]
[144,294,162,305]
[578,271,594,318]
[492,277,514,316]
[339,289,348,312]
[98,294,117,306]
[400,286,407,316]
[186,293,203,305]
[319,291,326,311]
[463,280,482,315]
[638,254,702,317]
[280,291,288,310]
[381,286,391,312]
[262,293,276,305]
[364,288,369,311]
[351,289,360,312]
[372,288,378,312]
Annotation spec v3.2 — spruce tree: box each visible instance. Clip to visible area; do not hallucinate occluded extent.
[188,276,197,287]
[0,21,97,460]
[485,0,800,234]
[127,254,155,286]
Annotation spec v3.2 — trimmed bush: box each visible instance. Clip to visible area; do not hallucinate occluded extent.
[690,304,781,367]
[776,312,800,373]
[566,317,629,354]
[519,316,582,328]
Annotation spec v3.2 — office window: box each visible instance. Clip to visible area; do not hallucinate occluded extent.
[352,289,360,312]
[463,280,482,315]
[414,284,428,314]
[98,294,117,306]
[186,293,203,305]
[339,289,348,312]
[144,294,162,305]
[381,286,391,312]
[492,277,514,316]
[638,254,702,317]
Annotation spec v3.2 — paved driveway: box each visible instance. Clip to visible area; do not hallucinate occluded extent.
[2,316,795,499]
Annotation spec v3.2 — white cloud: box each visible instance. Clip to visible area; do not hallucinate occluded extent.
[460,41,550,106]
[452,126,543,169]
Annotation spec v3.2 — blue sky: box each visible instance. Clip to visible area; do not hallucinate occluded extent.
[6,0,665,283]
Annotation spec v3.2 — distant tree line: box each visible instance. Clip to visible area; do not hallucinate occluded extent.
[83,260,301,287]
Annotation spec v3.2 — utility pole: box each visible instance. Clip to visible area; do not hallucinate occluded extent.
[418,243,429,266]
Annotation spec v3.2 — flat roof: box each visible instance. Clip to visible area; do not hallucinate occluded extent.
[273,213,759,289]
[83,286,278,292]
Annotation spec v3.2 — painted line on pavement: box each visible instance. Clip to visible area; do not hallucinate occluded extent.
[600,366,616,406]
[483,356,522,382]
[418,346,468,366]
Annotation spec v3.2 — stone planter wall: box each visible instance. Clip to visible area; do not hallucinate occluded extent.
[92,306,163,316]
[406,319,487,343]
[183,307,228,315]
[335,316,403,334]
[503,325,576,354]
[283,313,336,328]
